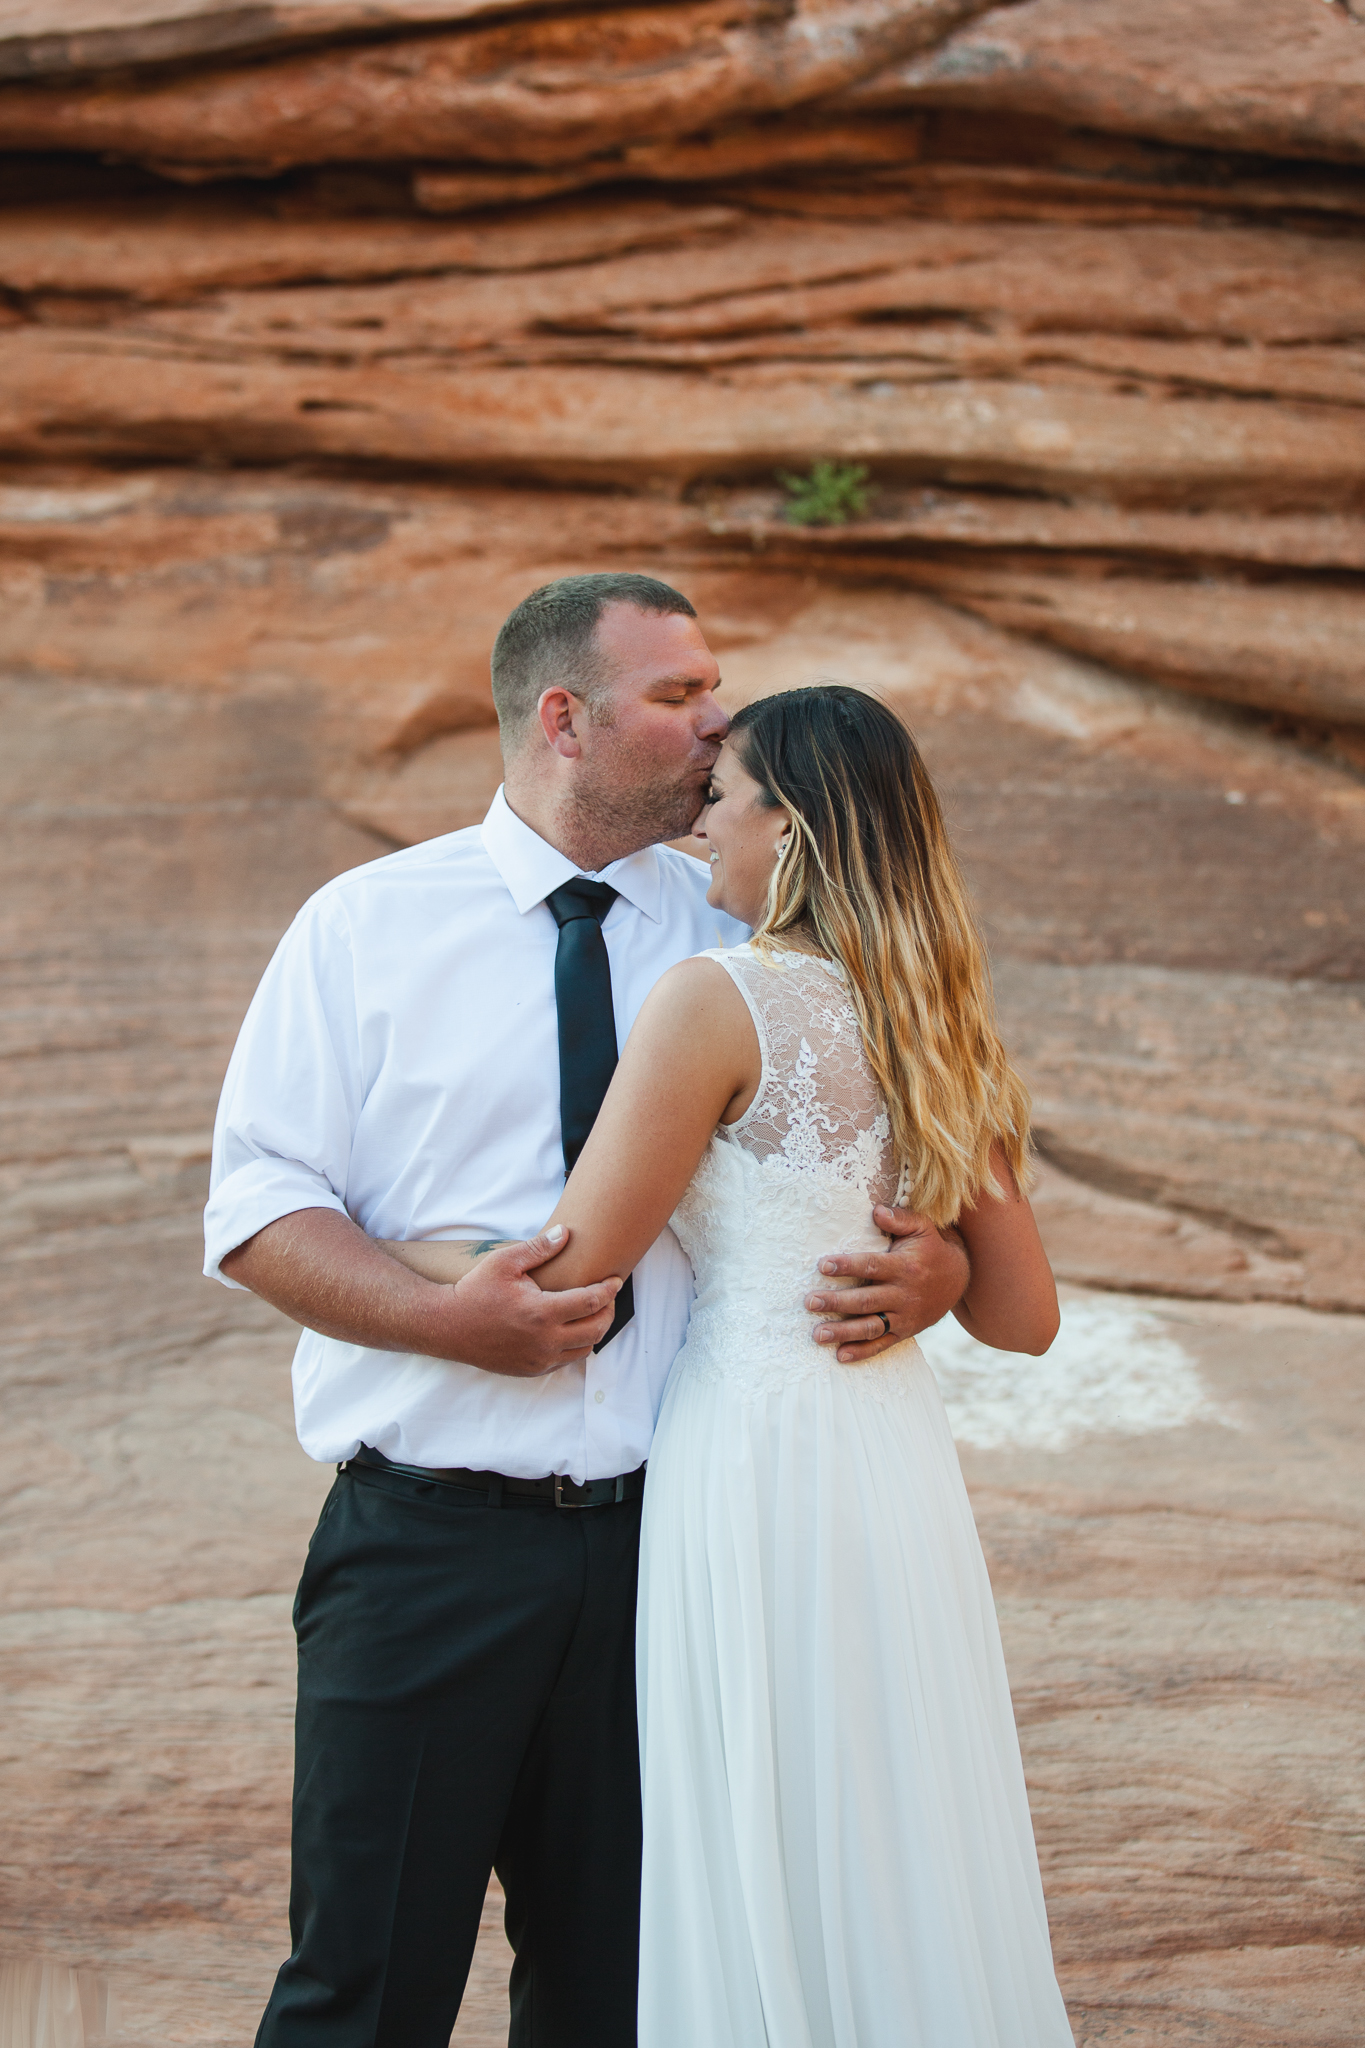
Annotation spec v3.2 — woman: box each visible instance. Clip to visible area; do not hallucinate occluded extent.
[394,686,1072,2045]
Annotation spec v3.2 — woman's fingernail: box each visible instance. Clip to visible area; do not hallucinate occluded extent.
[819,1259,837,1275]
[546,1224,565,1243]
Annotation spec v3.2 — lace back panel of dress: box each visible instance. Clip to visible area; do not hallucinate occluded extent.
[716,947,901,1210]
[668,946,919,1398]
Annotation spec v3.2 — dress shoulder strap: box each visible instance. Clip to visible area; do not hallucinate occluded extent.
[692,946,772,1112]
[694,944,768,1039]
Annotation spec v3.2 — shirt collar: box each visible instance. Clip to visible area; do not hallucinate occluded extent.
[480,786,662,923]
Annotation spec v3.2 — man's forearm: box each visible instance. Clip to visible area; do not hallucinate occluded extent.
[378,1237,502,1287]
[219,1207,621,1376]
[222,1208,455,1356]
[921,1225,971,1329]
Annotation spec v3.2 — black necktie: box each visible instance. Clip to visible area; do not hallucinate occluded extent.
[545,878,634,1349]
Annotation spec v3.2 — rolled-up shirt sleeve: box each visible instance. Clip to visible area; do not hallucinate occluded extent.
[204,896,361,1287]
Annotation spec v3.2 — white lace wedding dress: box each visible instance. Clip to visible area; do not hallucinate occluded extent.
[636,944,1073,2048]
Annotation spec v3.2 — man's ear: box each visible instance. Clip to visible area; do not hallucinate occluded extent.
[537,686,584,759]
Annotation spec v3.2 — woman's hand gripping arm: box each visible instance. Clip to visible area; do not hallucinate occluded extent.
[377,956,757,1354]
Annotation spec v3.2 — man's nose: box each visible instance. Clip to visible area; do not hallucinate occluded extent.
[696,690,729,739]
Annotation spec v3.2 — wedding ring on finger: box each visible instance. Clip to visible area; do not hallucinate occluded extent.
[876,1312,892,1337]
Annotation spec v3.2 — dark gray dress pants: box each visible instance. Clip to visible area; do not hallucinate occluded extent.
[254,1458,644,2048]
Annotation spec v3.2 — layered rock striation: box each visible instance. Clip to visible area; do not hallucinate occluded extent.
[1,0,1364,730]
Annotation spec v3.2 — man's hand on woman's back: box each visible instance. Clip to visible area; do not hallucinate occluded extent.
[804,1208,971,1364]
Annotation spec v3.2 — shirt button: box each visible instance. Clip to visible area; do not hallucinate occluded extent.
[594,1389,605,1405]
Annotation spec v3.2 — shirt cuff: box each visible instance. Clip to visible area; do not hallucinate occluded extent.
[203,1159,349,1287]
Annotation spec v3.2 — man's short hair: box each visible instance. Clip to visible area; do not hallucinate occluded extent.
[490,573,697,743]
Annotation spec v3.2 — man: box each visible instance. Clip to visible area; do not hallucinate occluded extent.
[205,574,971,2046]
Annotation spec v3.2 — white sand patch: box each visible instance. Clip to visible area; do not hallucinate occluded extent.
[917,1293,1229,1452]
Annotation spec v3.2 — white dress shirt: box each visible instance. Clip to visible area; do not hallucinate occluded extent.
[204,787,748,1481]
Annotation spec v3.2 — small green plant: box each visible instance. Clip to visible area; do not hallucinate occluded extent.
[776,460,872,527]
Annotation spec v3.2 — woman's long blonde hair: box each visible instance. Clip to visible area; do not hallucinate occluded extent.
[730,685,1031,1224]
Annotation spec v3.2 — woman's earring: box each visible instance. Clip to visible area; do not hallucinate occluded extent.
[774,835,790,861]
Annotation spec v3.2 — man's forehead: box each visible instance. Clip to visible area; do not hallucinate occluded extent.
[597,600,708,647]
[596,606,719,680]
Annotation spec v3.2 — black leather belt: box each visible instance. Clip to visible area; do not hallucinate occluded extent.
[347,1444,645,1509]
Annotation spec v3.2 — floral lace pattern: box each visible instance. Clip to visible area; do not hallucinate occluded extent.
[669,945,925,1401]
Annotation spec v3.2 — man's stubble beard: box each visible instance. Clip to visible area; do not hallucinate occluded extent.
[568,722,714,861]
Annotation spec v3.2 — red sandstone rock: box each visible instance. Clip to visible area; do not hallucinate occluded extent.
[5,203,1364,533]
[890,565,1365,727]
[412,113,932,211]
[0,0,997,172]
[0,192,739,298]
[0,51,1362,735]
[845,0,1365,164]
[12,199,1365,341]
[6,0,1364,178]
[6,467,1365,843]
[703,489,1365,576]
[3,332,1360,541]
[418,109,1365,220]
[0,0,555,79]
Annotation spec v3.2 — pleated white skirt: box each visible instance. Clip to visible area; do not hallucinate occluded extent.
[636,1342,1074,2048]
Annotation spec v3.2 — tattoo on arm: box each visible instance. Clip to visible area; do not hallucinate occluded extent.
[470,1238,514,1258]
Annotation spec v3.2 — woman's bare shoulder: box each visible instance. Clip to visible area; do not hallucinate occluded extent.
[641,950,751,1017]
[624,952,758,1082]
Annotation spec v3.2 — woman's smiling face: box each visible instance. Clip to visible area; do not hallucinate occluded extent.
[692,735,791,927]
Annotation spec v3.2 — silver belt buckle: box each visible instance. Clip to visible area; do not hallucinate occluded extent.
[554,1474,615,1508]
[554,1473,629,1508]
